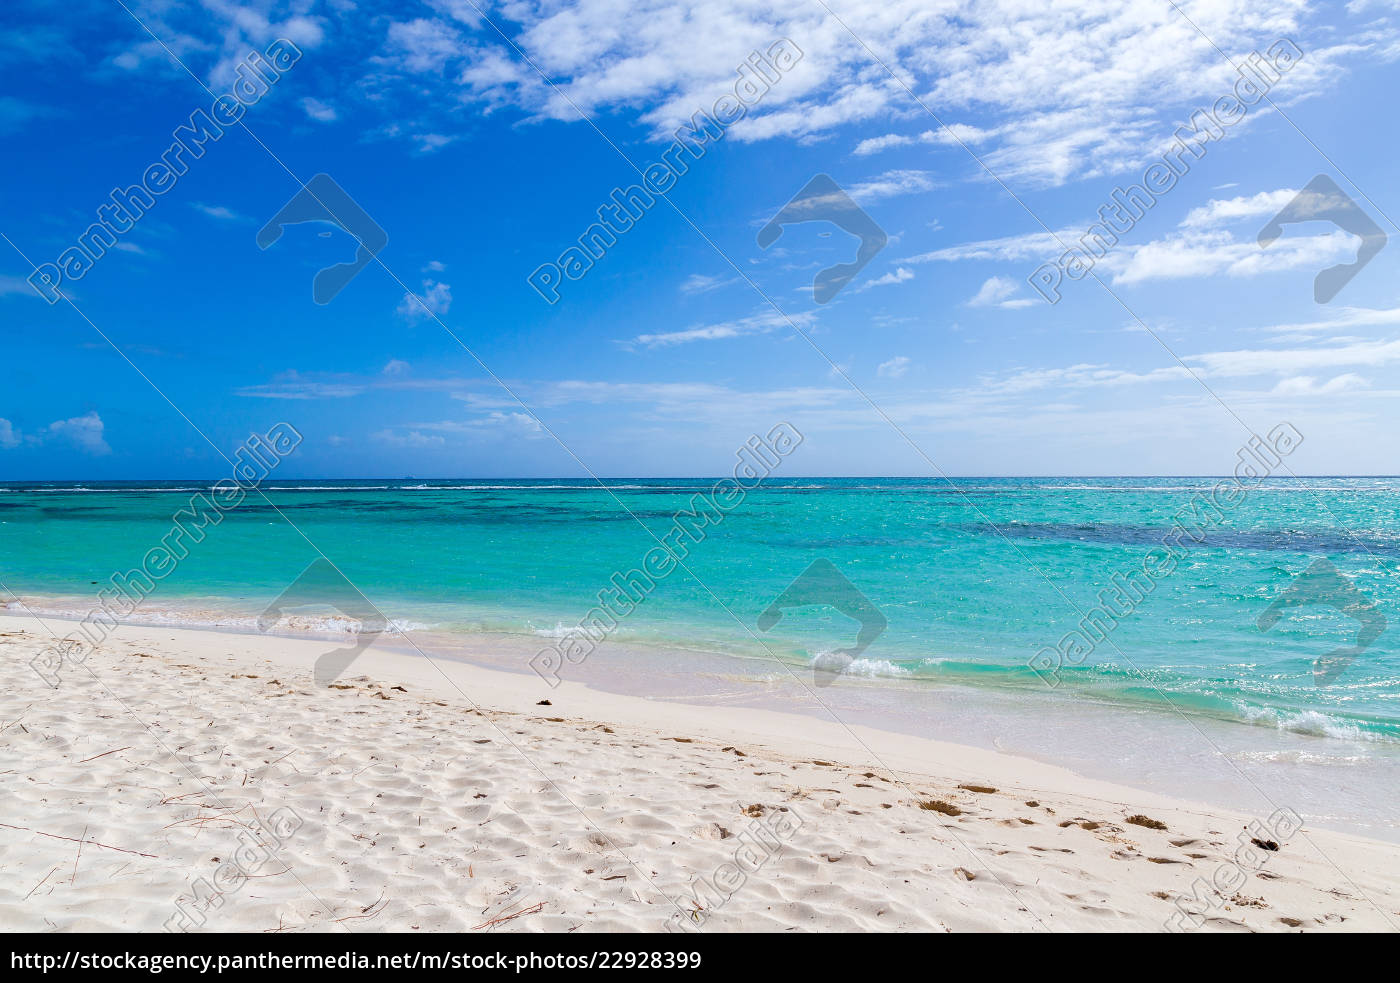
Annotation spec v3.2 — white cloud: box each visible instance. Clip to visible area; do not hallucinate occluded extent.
[629,310,813,347]
[853,132,919,156]
[413,133,454,153]
[1180,189,1299,229]
[969,328,1400,400]
[853,124,999,156]
[110,6,324,90]
[854,266,914,291]
[1269,373,1368,396]
[845,170,937,203]
[407,1,1394,183]
[236,370,478,400]
[878,356,911,378]
[679,273,736,295]
[469,411,545,437]
[973,363,1197,396]
[1259,305,1400,340]
[1110,228,1359,286]
[968,276,1015,307]
[903,228,1068,265]
[46,411,110,455]
[1189,337,1400,377]
[0,275,39,298]
[910,185,1369,294]
[383,18,466,74]
[967,275,1034,308]
[399,280,452,319]
[371,428,446,448]
[300,97,337,122]
[0,418,19,449]
[387,412,547,442]
[99,0,1400,194]
[192,203,243,222]
[373,1,1340,181]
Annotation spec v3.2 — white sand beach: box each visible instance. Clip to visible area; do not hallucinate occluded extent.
[1,613,1397,933]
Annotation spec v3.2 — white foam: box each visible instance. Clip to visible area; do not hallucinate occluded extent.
[1236,703,1378,742]
[839,657,914,679]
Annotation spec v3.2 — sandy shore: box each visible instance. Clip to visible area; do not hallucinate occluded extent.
[1,613,1397,933]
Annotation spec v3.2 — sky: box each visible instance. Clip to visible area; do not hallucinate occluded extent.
[3,0,1400,478]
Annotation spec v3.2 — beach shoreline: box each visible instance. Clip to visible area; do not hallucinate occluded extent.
[11,590,1400,845]
[2,612,1397,932]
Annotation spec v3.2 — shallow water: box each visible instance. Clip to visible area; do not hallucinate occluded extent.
[3,476,1398,835]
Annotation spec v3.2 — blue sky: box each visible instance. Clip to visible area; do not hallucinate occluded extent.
[3,0,1400,478]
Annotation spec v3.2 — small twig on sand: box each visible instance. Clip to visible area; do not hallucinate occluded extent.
[78,746,131,764]
[472,901,545,930]
[71,825,87,885]
[0,823,157,858]
[263,915,297,933]
[1,704,33,733]
[24,866,61,901]
[334,893,388,923]
[263,749,296,769]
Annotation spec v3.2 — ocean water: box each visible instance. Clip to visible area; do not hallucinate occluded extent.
[4,477,1399,832]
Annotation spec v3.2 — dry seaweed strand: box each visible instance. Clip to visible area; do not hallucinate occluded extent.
[472,901,545,930]
[0,823,157,858]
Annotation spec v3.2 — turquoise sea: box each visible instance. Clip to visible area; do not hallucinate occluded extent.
[4,477,1398,833]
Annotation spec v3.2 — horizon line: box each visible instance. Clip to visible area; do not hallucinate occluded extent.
[2,475,1399,482]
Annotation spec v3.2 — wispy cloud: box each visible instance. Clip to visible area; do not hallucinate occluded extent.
[371,428,445,448]
[853,124,999,157]
[363,0,1399,188]
[236,370,473,400]
[967,275,1034,308]
[192,203,245,222]
[878,356,911,378]
[854,267,914,292]
[300,96,337,122]
[679,273,738,295]
[1179,189,1299,228]
[845,170,938,203]
[905,184,1369,293]
[628,310,813,348]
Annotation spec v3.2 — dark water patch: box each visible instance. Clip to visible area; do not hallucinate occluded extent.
[990,522,1400,554]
